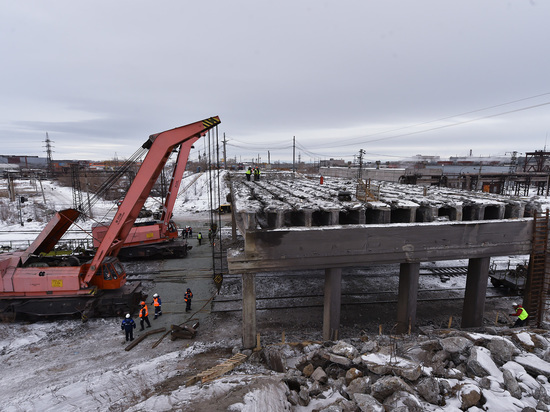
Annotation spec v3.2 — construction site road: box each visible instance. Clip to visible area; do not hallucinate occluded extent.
[121,215,228,343]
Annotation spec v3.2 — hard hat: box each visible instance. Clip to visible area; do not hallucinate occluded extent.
[512,302,518,306]
[140,301,145,305]
[126,314,130,318]
[187,288,191,292]
[153,293,158,298]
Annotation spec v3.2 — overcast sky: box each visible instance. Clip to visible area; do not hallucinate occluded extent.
[1,1,549,164]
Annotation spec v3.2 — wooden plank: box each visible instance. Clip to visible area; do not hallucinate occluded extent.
[124,328,166,351]
[228,219,533,274]
[186,353,248,387]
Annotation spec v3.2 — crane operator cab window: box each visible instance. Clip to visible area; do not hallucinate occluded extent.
[90,258,127,290]
[168,221,178,233]
[99,263,117,280]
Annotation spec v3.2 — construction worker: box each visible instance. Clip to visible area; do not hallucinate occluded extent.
[139,301,151,330]
[185,288,193,312]
[121,314,136,342]
[246,167,252,181]
[152,293,162,319]
[510,302,529,327]
[197,232,202,246]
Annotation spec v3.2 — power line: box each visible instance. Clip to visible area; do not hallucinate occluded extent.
[225,92,550,161]
[313,92,550,149]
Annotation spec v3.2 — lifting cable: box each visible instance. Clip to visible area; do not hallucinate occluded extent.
[206,126,224,291]
[80,146,148,218]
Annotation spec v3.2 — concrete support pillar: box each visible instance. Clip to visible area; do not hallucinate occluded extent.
[471,205,484,220]
[505,202,524,219]
[396,262,420,334]
[461,257,490,328]
[408,208,417,223]
[416,206,435,222]
[303,209,313,227]
[266,210,284,229]
[357,207,366,224]
[242,273,257,349]
[323,268,342,341]
[329,210,339,225]
[496,204,505,219]
[455,205,463,221]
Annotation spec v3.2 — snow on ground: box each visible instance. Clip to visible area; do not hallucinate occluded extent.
[0,170,229,250]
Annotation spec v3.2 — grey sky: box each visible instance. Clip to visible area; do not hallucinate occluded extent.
[1,1,549,164]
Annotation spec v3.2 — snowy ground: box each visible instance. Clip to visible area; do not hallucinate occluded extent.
[1,171,550,410]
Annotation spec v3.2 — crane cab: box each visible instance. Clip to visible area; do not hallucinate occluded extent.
[85,257,127,290]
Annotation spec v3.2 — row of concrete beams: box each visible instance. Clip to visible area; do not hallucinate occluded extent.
[314,177,526,222]
[227,219,533,348]
[378,181,527,221]
[231,177,528,234]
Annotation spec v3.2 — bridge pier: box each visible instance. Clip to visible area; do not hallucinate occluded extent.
[323,268,342,340]
[461,257,491,328]
[242,273,256,349]
[396,262,420,334]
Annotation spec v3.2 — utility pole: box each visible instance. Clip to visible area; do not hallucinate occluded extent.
[223,133,227,170]
[44,132,54,176]
[71,163,83,211]
[84,171,93,218]
[7,173,15,202]
[358,149,365,180]
[292,136,296,176]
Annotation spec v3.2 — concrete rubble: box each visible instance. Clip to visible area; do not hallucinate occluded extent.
[235,327,550,411]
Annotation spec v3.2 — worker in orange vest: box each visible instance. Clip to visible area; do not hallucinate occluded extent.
[152,293,162,319]
[185,288,193,312]
[139,301,151,331]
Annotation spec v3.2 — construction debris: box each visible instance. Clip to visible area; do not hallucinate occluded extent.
[170,322,199,341]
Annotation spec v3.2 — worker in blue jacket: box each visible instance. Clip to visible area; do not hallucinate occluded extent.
[121,314,136,341]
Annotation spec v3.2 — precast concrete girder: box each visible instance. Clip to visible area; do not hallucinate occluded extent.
[227,219,532,274]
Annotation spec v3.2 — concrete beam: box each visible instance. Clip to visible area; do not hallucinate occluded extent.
[323,268,342,340]
[227,219,532,274]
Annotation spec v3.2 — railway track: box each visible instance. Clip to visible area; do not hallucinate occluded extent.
[211,287,514,313]
[126,264,515,313]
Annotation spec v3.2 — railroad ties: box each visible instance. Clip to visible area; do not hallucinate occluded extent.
[185,353,248,386]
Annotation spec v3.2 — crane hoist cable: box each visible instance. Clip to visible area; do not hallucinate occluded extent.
[79,146,148,218]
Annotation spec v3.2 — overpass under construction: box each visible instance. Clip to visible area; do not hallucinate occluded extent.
[226,174,549,348]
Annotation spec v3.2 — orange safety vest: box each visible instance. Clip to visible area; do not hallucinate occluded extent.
[185,291,193,302]
[139,305,148,317]
[153,297,160,307]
